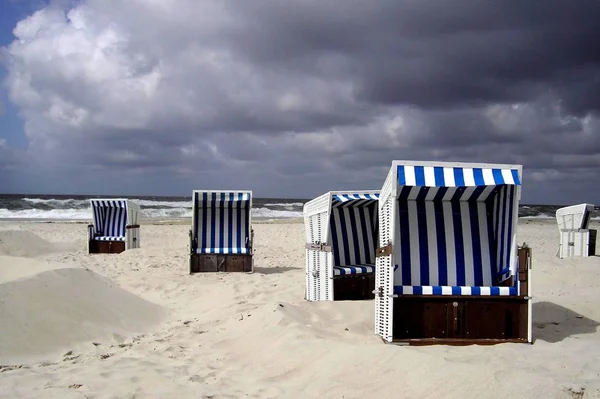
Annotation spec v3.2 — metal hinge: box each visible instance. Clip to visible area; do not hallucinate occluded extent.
[372,287,398,298]
[375,243,393,257]
[305,242,332,252]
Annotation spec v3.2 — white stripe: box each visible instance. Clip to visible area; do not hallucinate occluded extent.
[360,207,372,264]
[443,187,457,200]
[460,201,474,286]
[478,202,492,286]
[443,202,457,285]
[502,187,511,274]
[463,168,475,186]
[482,168,495,185]
[423,166,436,187]
[406,187,419,200]
[422,286,433,295]
[404,165,416,186]
[441,286,452,295]
[480,287,491,296]
[408,200,420,286]
[460,286,471,295]
[479,185,496,202]
[215,206,223,254]
[462,186,477,200]
[425,186,438,200]
[240,205,247,255]
[223,206,230,254]
[345,208,357,266]
[501,169,515,185]
[443,167,456,187]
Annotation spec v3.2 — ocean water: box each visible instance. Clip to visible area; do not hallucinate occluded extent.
[0,195,306,221]
[0,194,597,221]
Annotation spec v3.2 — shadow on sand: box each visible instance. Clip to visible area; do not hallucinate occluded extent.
[253,266,300,275]
[533,301,599,343]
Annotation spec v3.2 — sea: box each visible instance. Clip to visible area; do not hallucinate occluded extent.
[0,194,597,222]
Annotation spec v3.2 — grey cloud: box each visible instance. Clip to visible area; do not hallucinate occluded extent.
[1,0,600,203]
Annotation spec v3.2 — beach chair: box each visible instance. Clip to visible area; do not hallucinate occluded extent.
[374,161,532,345]
[88,199,141,254]
[189,190,253,273]
[556,203,596,258]
[304,191,379,301]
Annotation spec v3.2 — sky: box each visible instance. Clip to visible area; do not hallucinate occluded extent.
[0,0,599,203]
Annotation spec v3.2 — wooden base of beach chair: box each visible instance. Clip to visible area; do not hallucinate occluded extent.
[190,254,253,273]
[391,296,529,345]
[88,240,125,254]
[333,273,375,301]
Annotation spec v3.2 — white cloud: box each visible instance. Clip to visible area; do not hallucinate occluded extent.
[1,0,599,202]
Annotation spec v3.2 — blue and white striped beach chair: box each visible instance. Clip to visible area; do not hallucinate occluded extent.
[88,199,141,254]
[374,160,532,345]
[304,190,379,301]
[189,190,253,273]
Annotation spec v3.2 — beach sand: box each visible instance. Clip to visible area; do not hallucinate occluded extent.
[1,219,599,398]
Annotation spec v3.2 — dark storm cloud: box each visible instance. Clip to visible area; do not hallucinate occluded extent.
[1,0,600,202]
[226,0,600,113]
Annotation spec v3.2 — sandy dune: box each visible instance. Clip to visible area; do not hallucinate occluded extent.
[0,219,599,398]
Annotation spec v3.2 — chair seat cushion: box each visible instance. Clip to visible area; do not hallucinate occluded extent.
[196,248,249,255]
[394,285,518,296]
[94,236,126,241]
[333,264,375,276]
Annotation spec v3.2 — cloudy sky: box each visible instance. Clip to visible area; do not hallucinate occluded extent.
[1,0,599,203]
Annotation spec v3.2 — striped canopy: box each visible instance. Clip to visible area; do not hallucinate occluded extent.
[90,199,127,208]
[398,165,521,187]
[90,200,129,239]
[195,192,250,208]
[332,193,379,209]
[192,191,251,254]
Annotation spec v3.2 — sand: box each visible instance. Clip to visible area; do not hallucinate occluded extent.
[0,219,599,398]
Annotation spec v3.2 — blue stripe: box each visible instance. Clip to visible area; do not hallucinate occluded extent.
[228,192,233,251]
[210,192,217,253]
[393,285,518,296]
[414,166,426,186]
[498,186,508,273]
[398,165,407,186]
[511,169,521,185]
[454,168,465,187]
[219,192,225,252]
[359,206,371,264]
[451,189,466,286]
[492,169,505,185]
[473,168,484,186]
[237,192,243,253]
[434,188,448,285]
[398,186,412,284]
[201,193,207,252]
[338,209,351,265]
[348,208,361,264]
[434,167,445,187]
[486,201,497,282]
[416,187,430,285]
